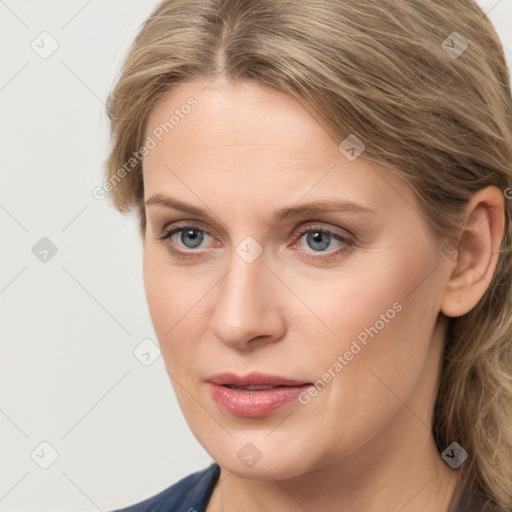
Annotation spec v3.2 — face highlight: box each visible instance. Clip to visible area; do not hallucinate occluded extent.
[141,78,450,482]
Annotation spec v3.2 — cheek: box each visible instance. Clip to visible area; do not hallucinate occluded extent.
[142,246,213,369]
[143,246,186,348]
[292,250,433,350]
[300,245,441,392]
[143,250,173,336]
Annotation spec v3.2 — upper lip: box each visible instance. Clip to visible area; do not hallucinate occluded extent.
[206,372,311,387]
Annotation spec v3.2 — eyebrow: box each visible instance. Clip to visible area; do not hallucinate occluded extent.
[145,194,377,224]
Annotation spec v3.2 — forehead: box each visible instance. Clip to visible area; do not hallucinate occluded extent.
[142,79,417,219]
[144,78,335,159]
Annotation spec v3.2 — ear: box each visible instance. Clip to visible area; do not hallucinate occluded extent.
[441,186,506,318]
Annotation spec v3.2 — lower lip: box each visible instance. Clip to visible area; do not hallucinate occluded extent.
[207,383,311,417]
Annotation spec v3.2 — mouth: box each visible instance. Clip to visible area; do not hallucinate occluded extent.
[206,372,313,417]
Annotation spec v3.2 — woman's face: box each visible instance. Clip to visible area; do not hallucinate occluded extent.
[142,79,451,480]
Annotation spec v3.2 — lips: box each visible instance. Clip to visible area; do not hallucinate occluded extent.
[206,372,313,417]
[207,372,310,387]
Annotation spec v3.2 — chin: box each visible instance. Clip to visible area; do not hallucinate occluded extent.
[202,433,322,481]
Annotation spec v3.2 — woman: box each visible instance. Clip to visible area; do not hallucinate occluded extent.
[103,0,512,510]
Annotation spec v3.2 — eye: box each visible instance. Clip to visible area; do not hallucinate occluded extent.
[155,222,217,258]
[155,222,354,261]
[292,225,354,260]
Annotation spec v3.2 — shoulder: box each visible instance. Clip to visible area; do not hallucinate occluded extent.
[108,462,220,512]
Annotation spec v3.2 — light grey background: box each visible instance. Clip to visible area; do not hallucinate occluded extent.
[1,1,511,511]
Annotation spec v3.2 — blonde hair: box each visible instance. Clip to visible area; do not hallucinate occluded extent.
[103,1,512,509]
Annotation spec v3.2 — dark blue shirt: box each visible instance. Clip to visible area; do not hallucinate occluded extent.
[109,463,220,512]
[109,462,484,512]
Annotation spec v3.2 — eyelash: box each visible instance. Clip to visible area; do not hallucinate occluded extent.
[155,222,354,261]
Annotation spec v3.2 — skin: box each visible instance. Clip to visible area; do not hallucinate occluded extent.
[141,78,504,512]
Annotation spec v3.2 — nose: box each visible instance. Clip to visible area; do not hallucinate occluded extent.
[208,251,287,350]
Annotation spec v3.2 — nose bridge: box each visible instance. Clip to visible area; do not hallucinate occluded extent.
[209,246,284,348]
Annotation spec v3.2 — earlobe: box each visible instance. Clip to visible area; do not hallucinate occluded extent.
[440,186,505,318]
